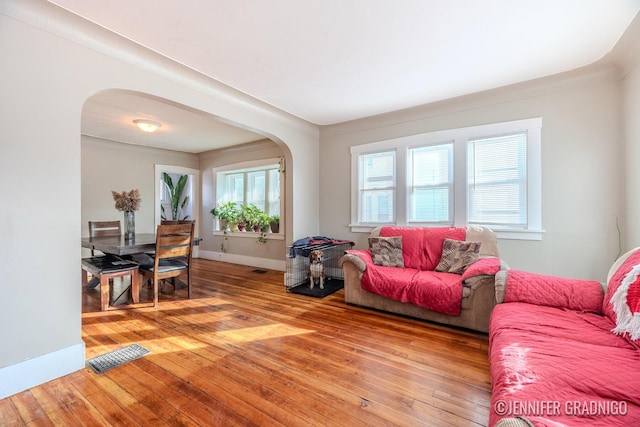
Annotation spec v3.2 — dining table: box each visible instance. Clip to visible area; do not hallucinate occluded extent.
[81,233,202,256]
[81,233,202,293]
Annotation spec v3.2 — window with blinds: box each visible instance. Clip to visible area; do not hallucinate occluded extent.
[350,118,542,239]
[467,133,527,227]
[359,151,395,223]
[408,143,453,223]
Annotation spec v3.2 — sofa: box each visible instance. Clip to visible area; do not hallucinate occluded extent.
[490,247,640,427]
[338,225,507,333]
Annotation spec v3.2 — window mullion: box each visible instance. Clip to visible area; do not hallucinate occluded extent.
[453,137,467,226]
[396,148,406,225]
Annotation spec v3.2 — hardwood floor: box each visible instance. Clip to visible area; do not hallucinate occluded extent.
[1,259,491,426]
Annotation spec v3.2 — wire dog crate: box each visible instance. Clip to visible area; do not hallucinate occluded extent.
[285,241,352,291]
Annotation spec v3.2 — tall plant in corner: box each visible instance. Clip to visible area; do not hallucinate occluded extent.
[161,172,190,220]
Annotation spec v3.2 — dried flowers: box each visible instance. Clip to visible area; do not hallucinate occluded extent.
[111,189,141,212]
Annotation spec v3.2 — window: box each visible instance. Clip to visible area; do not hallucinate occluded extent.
[467,133,527,227]
[350,118,542,240]
[408,143,453,224]
[358,151,395,223]
[214,158,282,231]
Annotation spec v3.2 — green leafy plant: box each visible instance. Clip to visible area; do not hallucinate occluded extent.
[269,214,280,234]
[239,203,263,231]
[212,203,276,243]
[210,201,239,231]
[161,173,189,220]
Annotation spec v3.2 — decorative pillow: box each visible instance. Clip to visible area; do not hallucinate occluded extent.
[611,264,640,340]
[435,239,481,274]
[369,236,404,267]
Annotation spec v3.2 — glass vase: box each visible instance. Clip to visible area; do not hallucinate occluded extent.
[124,211,135,240]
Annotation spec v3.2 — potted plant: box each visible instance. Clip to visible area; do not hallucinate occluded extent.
[269,214,280,234]
[255,211,271,244]
[161,173,189,221]
[239,203,262,232]
[210,201,238,231]
[258,211,271,233]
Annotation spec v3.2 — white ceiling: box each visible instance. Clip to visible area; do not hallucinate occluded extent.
[82,91,266,153]
[51,0,640,152]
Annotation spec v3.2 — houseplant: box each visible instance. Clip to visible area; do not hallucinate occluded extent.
[239,203,263,232]
[161,172,189,221]
[210,201,239,231]
[256,211,272,244]
[269,214,280,234]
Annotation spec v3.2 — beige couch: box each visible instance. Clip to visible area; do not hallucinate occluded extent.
[338,226,506,333]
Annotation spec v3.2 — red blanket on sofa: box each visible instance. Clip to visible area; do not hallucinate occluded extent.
[490,302,640,426]
[349,249,465,315]
[346,226,501,316]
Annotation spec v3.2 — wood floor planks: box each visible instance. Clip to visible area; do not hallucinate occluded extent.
[2,258,492,426]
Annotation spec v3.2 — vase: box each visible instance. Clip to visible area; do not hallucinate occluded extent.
[124,211,135,240]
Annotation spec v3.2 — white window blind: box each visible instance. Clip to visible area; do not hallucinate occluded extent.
[350,118,542,239]
[226,173,244,205]
[408,143,453,223]
[359,151,395,223]
[467,133,527,227]
[247,171,266,210]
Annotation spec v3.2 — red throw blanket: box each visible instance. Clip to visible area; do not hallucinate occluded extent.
[490,303,640,426]
[504,270,604,312]
[380,226,466,270]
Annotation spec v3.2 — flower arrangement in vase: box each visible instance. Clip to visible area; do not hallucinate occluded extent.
[112,189,141,240]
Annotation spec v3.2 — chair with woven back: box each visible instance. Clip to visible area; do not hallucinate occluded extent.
[139,222,195,308]
[81,220,140,311]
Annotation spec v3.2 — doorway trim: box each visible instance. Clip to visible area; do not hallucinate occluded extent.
[155,164,201,257]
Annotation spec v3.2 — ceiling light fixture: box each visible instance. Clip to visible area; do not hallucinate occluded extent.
[133,119,161,133]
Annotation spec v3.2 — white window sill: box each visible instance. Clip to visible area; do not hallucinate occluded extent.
[212,230,285,240]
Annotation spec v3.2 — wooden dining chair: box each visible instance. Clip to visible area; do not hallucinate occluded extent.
[139,223,195,308]
[88,220,121,255]
[82,220,140,311]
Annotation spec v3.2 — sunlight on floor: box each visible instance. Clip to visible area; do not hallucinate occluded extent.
[213,323,315,343]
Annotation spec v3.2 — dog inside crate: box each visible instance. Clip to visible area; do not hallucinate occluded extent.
[285,242,351,297]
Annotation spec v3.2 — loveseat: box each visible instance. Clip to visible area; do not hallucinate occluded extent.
[338,226,507,333]
[490,248,640,427]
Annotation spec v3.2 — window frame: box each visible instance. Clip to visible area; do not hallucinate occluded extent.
[357,150,397,225]
[212,158,283,234]
[350,118,543,240]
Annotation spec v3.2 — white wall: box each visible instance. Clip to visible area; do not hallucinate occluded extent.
[622,26,640,249]
[0,0,319,398]
[320,65,624,282]
[82,136,199,239]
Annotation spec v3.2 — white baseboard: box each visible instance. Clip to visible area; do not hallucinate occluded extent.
[0,342,85,400]
[199,250,286,271]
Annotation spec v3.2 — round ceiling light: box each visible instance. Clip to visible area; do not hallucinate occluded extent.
[133,119,161,133]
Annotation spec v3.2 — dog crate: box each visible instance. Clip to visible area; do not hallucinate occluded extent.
[285,241,352,291]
